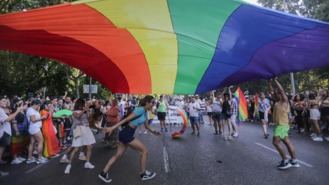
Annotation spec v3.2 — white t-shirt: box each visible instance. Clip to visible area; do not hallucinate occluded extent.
[206,105,213,113]
[26,107,42,129]
[175,100,185,110]
[212,100,222,113]
[188,102,200,117]
[119,100,126,118]
[0,107,11,136]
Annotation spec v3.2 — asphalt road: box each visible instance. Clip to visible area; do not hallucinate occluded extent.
[1,118,329,185]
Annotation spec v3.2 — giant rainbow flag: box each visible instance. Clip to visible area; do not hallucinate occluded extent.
[0,0,329,94]
[234,87,248,121]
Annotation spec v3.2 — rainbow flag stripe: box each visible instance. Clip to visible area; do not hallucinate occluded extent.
[234,87,248,121]
[0,0,329,94]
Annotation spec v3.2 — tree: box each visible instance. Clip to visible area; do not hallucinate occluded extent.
[0,0,112,99]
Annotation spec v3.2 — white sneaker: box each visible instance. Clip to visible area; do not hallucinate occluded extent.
[17,157,26,162]
[79,153,87,161]
[36,158,48,164]
[84,162,95,169]
[140,170,156,181]
[64,164,71,174]
[11,158,23,165]
[60,155,69,163]
[310,133,316,138]
[26,158,36,164]
[312,136,323,142]
[51,154,60,158]
[233,133,239,137]
[325,137,329,141]
[40,157,48,161]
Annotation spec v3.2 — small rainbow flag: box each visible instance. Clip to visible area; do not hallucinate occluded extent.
[234,87,248,121]
[254,94,259,119]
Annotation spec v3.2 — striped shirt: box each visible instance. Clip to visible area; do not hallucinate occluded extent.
[231,98,239,116]
[259,98,271,113]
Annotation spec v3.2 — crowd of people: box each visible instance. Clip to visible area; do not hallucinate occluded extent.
[1,80,329,182]
[245,85,329,142]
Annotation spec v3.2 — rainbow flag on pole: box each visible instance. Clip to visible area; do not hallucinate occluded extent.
[234,87,248,121]
[254,94,259,119]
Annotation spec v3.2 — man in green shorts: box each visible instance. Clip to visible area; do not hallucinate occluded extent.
[271,78,300,170]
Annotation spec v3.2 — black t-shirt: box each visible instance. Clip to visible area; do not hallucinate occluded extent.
[15,112,25,124]
[222,100,231,114]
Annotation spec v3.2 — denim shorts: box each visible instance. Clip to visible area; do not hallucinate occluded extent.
[0,132,11,147]
[119,126,136,144]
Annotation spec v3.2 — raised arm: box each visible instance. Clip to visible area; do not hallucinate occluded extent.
[274,78,288,103]
[228,86,233,100]
[268,80,275,97]
[3,106,24,122]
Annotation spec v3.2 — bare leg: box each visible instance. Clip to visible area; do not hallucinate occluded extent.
[222,120,227,138]
[262,120,268,135]
[34,132,44,159]
[103,143,127,173]
[128,139,148,173]
[195,123,200,135]
[231,116,238,135]
[213,119,218,133]
[68,147,79,164]
[282,137,297,159]
[208,115,212,125]
[272,137,287,160]
[227,119,233,137]
[313,120,322,135]
[28,136,36,160]
[86,145,93,162]
[220,120,224,134]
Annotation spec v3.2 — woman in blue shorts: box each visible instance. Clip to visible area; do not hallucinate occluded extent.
[98,95,160,183]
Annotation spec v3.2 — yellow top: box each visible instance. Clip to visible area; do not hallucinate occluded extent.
[273,102,290,125]
[148,110,155,120]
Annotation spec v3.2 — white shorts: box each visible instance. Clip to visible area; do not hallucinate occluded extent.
[310,109,321,121]
[231,114,237,124]
[28,125,41,135]
[72,126,96,147]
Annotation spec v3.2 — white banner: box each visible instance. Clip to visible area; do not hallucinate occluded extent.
[152,106,184,125]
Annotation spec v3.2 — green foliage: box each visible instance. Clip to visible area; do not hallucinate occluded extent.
[0,0,112,98]
[0,51,72,97]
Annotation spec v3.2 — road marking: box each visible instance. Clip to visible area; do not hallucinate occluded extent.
[25,163,46,174]
[163,146,170,173]
[162,134,170,173]
[25,152,65,174]
[255,142,314,168]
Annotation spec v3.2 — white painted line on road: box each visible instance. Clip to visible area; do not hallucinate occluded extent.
[25,163,46,174]
[255,142,314,168]
[25,152,65,174]
[163,146,170,173]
